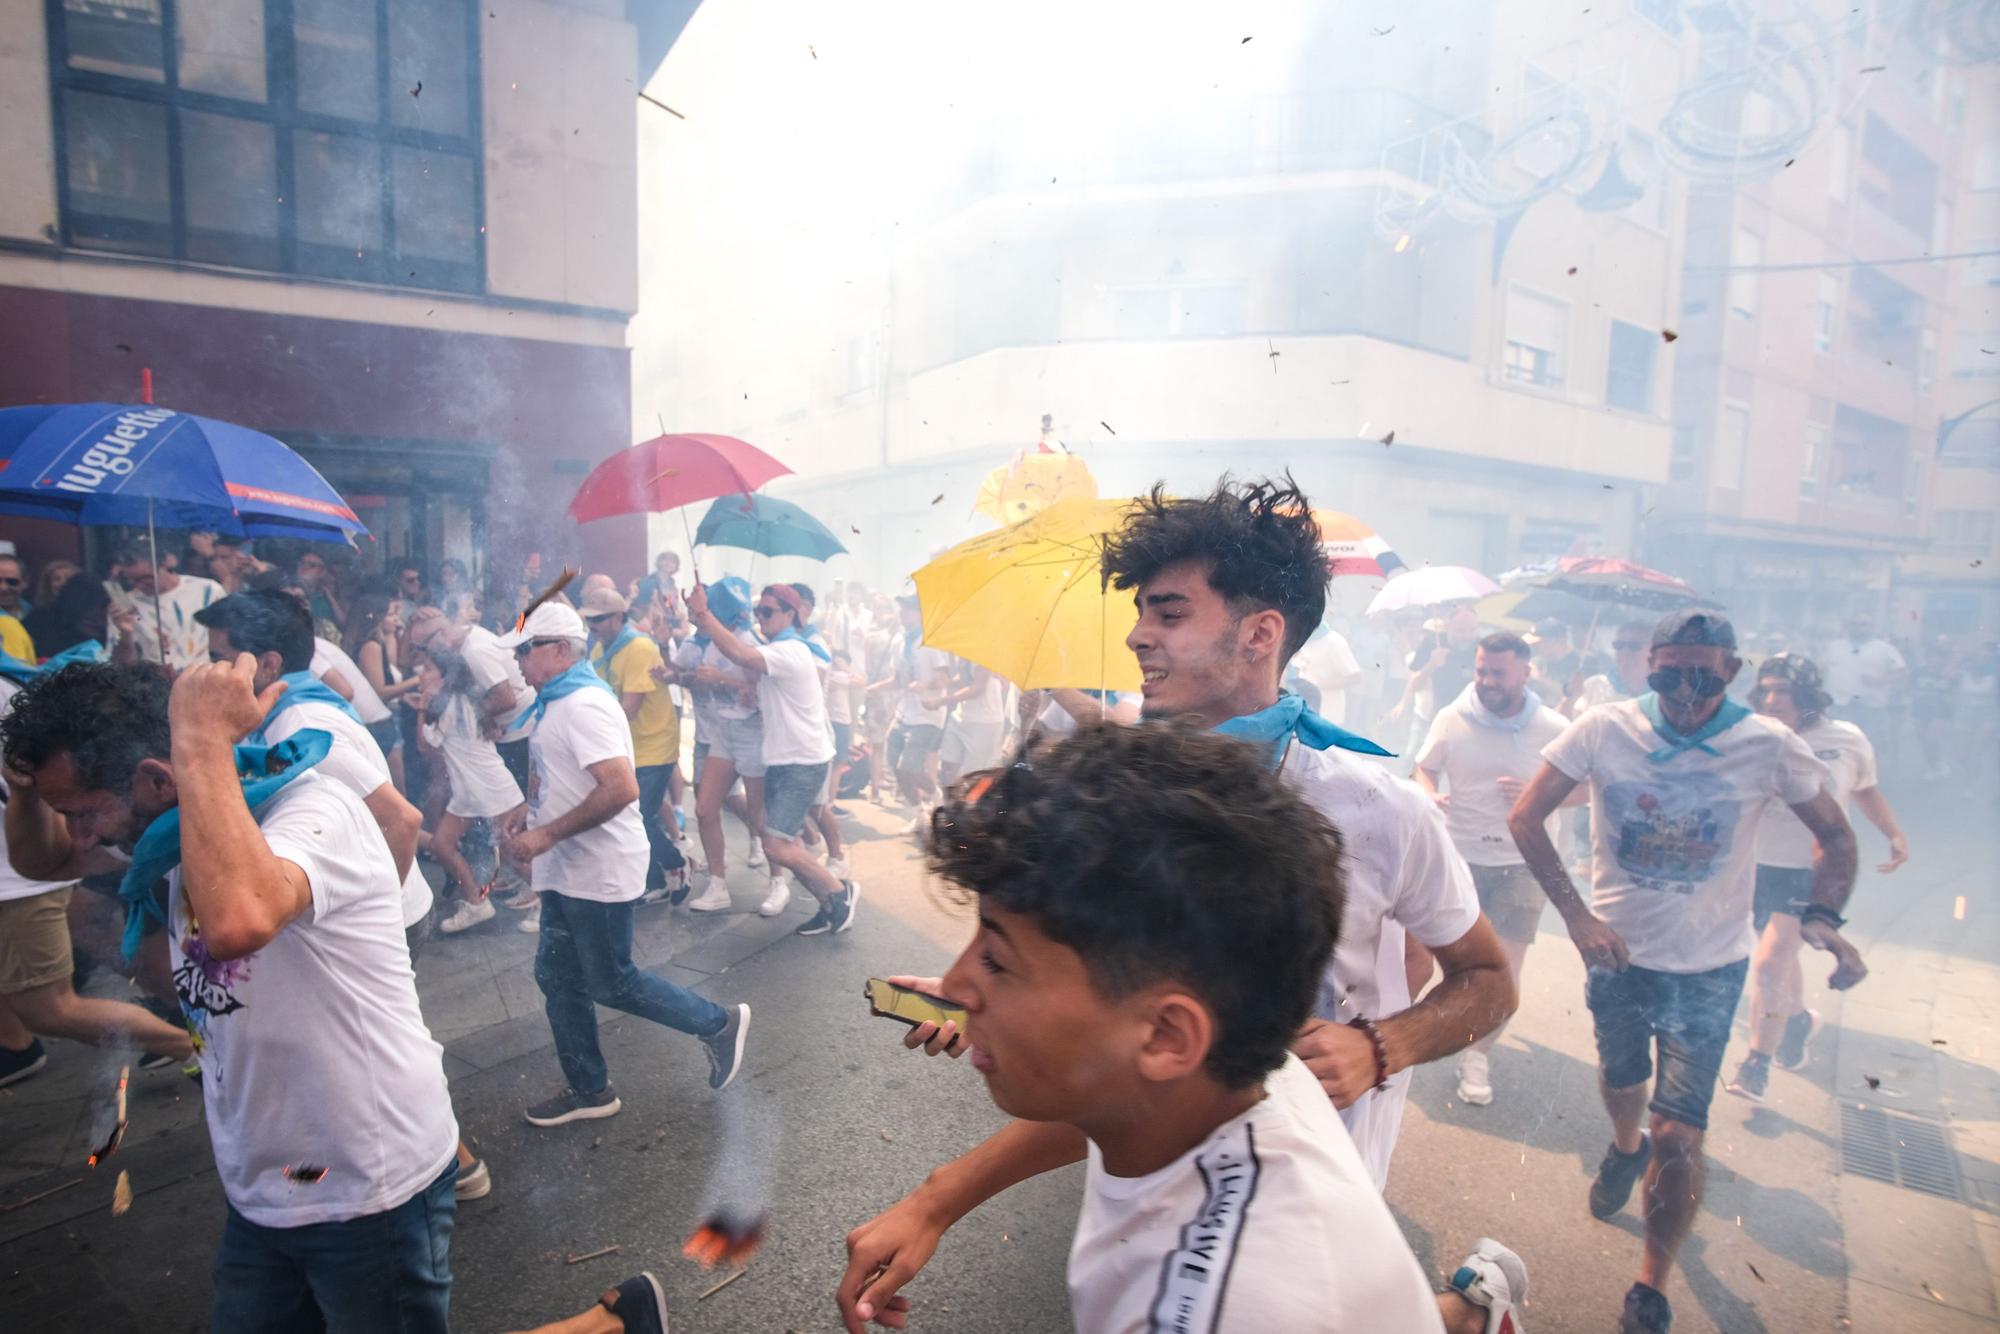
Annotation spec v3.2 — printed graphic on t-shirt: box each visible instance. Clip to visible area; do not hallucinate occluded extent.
[1603,771,1741,890]
[1146,1121,1261,1333]
[173,918,250,1077]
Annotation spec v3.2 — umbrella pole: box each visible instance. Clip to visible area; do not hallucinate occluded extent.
[145,497,167,667]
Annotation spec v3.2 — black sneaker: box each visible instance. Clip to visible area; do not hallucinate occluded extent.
[794,900,836,936]
[1726,1053,1771,1102]
[1774,1008,1820,1071]
[0,1038,48,1089]
[1589,1133,1651,1219]
[600,1272,668,1334]
[1620,1281,1673,1332]
[701,1004,750,1091]
[523,1084,622,1127]
[831,880,861,934]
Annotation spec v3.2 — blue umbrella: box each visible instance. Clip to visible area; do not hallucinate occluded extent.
[695,492,845,561]
[0,403,366,542]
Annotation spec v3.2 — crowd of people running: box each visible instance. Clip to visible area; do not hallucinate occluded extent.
[0,481,1924,1331]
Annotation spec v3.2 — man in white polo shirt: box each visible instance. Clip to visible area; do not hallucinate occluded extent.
[501,602,749,1127]
[2,659,459,1333]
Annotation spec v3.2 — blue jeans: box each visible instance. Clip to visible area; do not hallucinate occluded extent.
[635,763,685,891]
[534,892,728,1094]
[210,1159,455,1334]
[1585,958,1749,1131]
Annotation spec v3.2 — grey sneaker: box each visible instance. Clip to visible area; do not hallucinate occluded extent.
[523,1084,622,1127]
[1726,1053,1770,1102]
[1774,1008,1820,1071]
[1620,1281,1672,1332]
[701,1004,751,1091]
[1589,1133,1650,1219]
[453,1158,492,1200]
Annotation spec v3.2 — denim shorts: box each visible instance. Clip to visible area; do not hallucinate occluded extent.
[763,761,829,838]
[1752,864,1813,932]
[1585,958,1748,1131]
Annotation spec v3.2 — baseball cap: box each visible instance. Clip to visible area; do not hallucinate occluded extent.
[499,601,588,648]
[580,586,630,617]
[1651,608,1735,651]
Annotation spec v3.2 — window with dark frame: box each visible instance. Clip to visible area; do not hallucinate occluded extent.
[48,0,483,293]
[1604,319,1656,413]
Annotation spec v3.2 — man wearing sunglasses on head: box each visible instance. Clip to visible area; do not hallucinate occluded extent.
[1506,609,1864,1334]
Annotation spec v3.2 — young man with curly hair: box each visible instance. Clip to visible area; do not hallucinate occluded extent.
[840,479,1527,1334]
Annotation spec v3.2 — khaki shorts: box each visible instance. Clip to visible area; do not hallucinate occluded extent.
[0,886,76,995]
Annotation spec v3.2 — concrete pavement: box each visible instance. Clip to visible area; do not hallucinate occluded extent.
[2,784,1995,1332]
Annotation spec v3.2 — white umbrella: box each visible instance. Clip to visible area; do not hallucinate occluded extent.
[1365,565,1501,616]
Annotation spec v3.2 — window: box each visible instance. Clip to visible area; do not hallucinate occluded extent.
[51,0,482,292]
[1716,402,1751,490]
[1939,413,2000,470]
[1935,509,1995,553]
[1802,421,1826,497]
[1727,229,1761,320]
[1829,125,1853,202]
[1670,423,1696,483]
[1605,319,1656,413]
[1503,288,1567,389]
[1814,274,1840,354]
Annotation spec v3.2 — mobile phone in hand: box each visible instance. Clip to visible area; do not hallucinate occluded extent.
[864,977,969,1032]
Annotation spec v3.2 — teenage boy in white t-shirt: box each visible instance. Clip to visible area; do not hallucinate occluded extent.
[1506,610,1866,1334]
[501,603,750,1127]
[1,660,459,1333]
[835,720,1515,1334]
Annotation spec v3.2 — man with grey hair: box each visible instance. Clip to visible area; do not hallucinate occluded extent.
[500,602,748,1127]
[1507,609,1867,1334]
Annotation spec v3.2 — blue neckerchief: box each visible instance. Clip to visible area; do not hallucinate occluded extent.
[1638,692,1751,763]
[245,670,360,745]
[117,728,333,961]
[592,622,645,681]
[512,658,615,729]
[0,640,106,683]
[771,625,832,663]
[1214,691,1395,765]
[691,577,753,649]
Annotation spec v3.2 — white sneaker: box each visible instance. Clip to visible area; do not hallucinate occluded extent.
[516,902,541,933]
[687,875,734,913]
[438,898,496,934]
[1457,1050,1494,1106]
[745,842,766,870]
[1447,1237,1528,1334]
[825,856,850,880]
[899,815,924,837]
[756,876,791,917]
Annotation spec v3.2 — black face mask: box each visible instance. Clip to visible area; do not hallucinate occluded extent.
[1648,666,1729,699]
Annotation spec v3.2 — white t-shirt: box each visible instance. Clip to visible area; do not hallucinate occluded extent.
[1543,700,1828,972]
[1290,630,1362,725]
[675,637,758,726]
[261,699,432,929]
[122,575,224,671]
[422,694,525,820]
[461,625,536,741]
[312,638,390,724]
[825,665,856,726]
[1415,688,1569,866]
[0,679,76,904]
[756,640,836,768]
[169,773,456,1227]
[955,666,1006,725]
[895,637,952,727]
[1756,718,1876,870]
[526,687,649,903]
[1852,639,1907,709]
[1282,741,1480,1188]
[1068,1054,1444,1334]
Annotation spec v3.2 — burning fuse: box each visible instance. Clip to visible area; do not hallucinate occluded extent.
[682,1211,764,1270]
[88,1066,130,1167]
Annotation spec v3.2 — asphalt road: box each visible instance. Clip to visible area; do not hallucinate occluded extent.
[3,777,1995,1333]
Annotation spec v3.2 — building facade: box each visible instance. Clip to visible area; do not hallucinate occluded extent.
[0,0,653,588]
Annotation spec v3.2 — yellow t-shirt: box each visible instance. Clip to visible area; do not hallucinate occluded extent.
[591,633,678,768]
[0,615,35,662]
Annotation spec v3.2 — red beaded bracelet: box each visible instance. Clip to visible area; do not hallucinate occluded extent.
[1348,1017,1390,1092]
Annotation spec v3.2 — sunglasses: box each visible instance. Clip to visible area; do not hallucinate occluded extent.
[753,605,781,620]
[0,577,21,588]
[1647,666,1730,699]
[585,613,616,624]
[512,637,567,657]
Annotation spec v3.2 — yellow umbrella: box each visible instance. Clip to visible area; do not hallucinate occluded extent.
[914,497,1141,691]
[1476,589,1536,632]
[973,451,1098,525]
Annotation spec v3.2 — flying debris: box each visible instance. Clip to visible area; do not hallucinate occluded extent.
[931,494,945,505]
[1661,329,1679,343]
[1100,421,1116,435]
[1379,430,1396,446]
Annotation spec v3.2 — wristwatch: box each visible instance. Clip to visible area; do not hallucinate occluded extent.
[1797,904,1847,932]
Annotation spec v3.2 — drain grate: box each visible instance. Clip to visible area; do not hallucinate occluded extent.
[1840,1103,1963,1201]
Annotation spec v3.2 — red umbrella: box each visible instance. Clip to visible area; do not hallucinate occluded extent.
[1539,556,1706,611]
[567,433,791,523]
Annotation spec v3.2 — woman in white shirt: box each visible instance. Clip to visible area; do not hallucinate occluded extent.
[417,647,526,933]
[346,595,423,793]
[1729,654,1909,1102]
